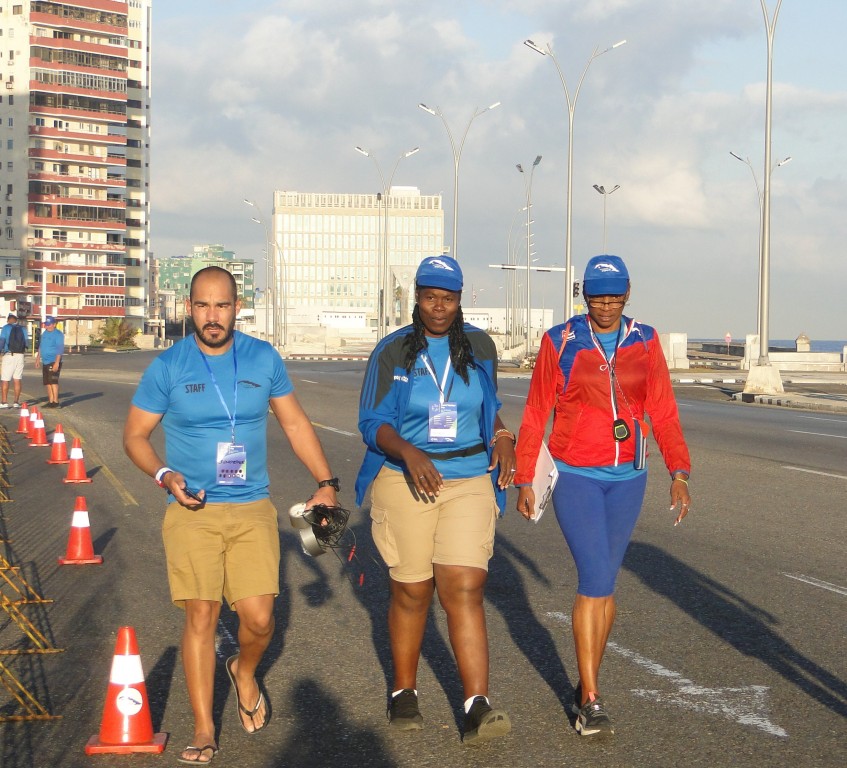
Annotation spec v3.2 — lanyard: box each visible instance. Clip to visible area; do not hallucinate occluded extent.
[194,335,238,443]
[589,322,623,411]
[421,352,454,405]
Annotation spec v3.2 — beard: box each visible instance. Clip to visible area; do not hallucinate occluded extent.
[196,320,235,349]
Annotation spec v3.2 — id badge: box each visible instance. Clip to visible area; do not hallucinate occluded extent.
[428,401,458,443]
[216,442,247,485]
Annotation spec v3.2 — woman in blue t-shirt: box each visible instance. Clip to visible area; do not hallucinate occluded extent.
[357,256,516,744]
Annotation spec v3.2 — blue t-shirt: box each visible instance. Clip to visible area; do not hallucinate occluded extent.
[38,328,64,363]
[0,322,28,353]
[132,331,294,502]
[386,335,489,479]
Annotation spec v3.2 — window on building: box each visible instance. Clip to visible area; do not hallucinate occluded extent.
[7,95,12,105]
[6,140,11,150]
[5,227,12,240]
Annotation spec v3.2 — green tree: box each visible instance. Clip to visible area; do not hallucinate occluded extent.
[95,318,137,348]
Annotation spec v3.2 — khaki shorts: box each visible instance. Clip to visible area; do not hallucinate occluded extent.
[370,467,497,582]
[162,497,280,608]
[0,353,24,382]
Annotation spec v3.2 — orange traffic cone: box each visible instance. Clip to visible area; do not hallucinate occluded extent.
[46,423,70,464]
[63,437,92,483]
[27,408,38,439]
[85,626,168,755]
[29,412,50,447]
[16,402,29,433]
[58,495,102,565]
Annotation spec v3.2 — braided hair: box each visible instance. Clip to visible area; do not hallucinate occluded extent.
[403,298,476,384]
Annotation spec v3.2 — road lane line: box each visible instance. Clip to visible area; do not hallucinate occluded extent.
[311,422,356,437]
[502,393,525,399]
[783,466,847,480]
[797,415,847,423]
[788,430,847,439]
[547,611,788,737]
[781,573,847,597]
[300,379,319,384]
[65,427,138,507]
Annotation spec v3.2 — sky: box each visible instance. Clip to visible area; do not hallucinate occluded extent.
[151,0,847,341]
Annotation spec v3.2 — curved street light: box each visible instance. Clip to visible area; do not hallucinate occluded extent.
[243,198,285,350]
[524,37,626,320]
[517,156,542,358]
[592,183,620,253]
[354,145,420,339]
[418,101,500,260]
[728,151,791,343]
[743,0,784,394]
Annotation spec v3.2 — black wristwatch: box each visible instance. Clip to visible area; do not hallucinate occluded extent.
[317,477,340,492]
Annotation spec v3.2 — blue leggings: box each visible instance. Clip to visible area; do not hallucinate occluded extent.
[552,471,647,598]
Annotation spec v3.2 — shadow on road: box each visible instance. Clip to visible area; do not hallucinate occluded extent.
[624,542,847,718]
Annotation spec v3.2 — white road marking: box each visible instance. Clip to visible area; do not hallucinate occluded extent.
[502,393,525,399]
[788,430,847,439]
[300,379,319,384]
[311,422,356,437]
[783,466,847,480]
[781,573,847,597]
[547,611,788,737]
[797,415,847,423]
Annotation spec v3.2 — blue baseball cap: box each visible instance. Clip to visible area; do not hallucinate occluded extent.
[415,255,463,292]
[583,255,630,296]
[44,315,56,325]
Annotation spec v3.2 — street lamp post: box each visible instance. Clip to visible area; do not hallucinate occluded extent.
[592,183,620,253]
[244,198,286,350]
[418,101,500,260]
[354,146,420,340]
[505,206,527,350]
[743,0,784,395]
[729,151,791,342]
[517,156,542,359]
[524,37,626,320]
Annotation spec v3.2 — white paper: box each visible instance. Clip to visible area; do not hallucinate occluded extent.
[532,442,559,523]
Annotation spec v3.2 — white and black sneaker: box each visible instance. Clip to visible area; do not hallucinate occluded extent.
[574,692,614,737]
[0,403,8,409]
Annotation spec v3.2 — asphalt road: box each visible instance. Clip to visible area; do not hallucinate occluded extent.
[1,352,845,768]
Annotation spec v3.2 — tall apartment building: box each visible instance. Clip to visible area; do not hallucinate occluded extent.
[153,244,255,324]
[272,187,443,330]
[0,0,151,339]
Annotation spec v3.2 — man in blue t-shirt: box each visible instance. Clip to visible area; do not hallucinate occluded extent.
[124,266,339,762]
[0,313,28,408]
[35,315,64,407]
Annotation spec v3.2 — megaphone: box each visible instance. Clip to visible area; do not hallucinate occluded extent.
[288,502,351,557]
[288,502,326,557]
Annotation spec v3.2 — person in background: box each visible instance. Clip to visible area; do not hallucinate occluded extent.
[514,254,691,739]
[35,315,64,408]
[356,255,516,745]
[124,266,339,764]
[0,313,28,408]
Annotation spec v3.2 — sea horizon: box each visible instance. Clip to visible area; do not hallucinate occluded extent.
[694,338,845,354]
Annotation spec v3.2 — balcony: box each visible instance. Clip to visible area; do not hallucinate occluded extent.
[28,171,126,188]
[29,125,127,145]
[27,238,126,253]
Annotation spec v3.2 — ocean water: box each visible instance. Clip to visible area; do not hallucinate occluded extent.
[696,339,845,353]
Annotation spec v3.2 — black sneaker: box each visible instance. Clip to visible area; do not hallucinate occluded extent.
[388,689,423,730]
[574,692,614,737]
[463,696,511,744]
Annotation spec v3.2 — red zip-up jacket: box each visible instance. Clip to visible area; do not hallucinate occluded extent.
[514,315,690,485]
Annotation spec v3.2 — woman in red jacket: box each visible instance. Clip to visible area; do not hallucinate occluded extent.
[514,255,691,739]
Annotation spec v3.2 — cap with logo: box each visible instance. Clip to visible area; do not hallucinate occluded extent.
[44,315,56,325]
[415,255,463,292]
[583,255,630,296]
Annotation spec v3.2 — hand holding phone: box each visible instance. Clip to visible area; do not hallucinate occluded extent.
[182,486,205,503]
